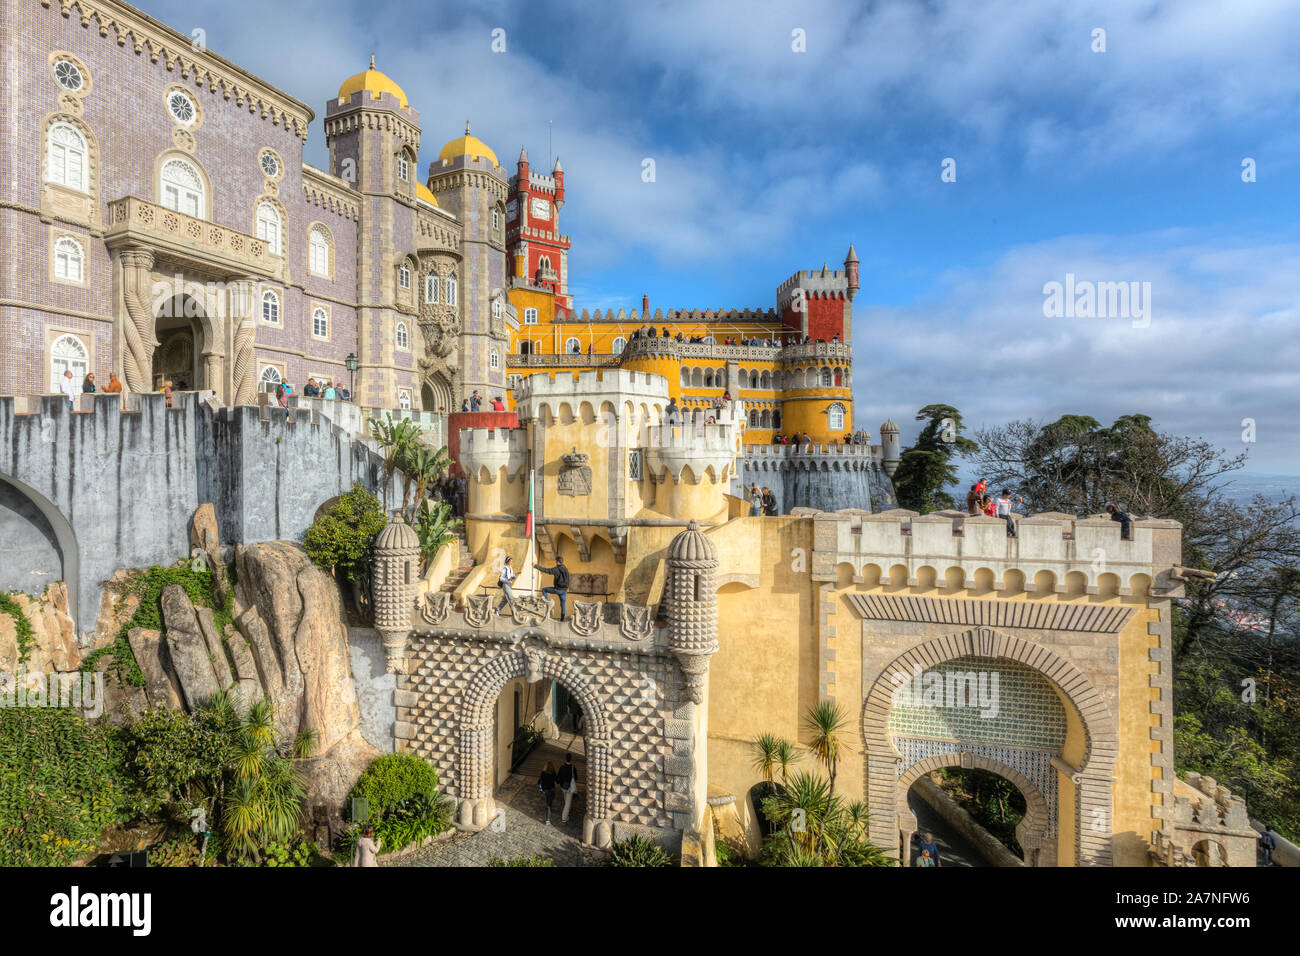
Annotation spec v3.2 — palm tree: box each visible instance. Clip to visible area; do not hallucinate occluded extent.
[750,732,781,789]
[774,737,798,787]
[803,701,848,798]
[369,415,423,509]
[405,444,452,522]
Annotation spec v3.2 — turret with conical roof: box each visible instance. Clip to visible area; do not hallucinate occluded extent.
[880,418,901,476]
[373,512,420,672]
[844,242,860,302]
[665,521,719,704]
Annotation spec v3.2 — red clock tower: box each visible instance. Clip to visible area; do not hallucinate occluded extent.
[507,147,572,311]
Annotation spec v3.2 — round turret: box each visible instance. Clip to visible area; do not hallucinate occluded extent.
[880,419,902,477]
[665,521,719,703]
[373,513,419,671]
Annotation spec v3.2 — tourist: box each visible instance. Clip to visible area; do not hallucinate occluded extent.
[538,555,570,621]
[303,378,319,398]
[571,341,581,354]
[494,555,516,614]
[162,380,174,408]
[557,752,579,824]
[1260,826,1278,866]
[275,383,292,421]
[917,832,942,867]
[490,395,505,412]
[974,477,986,499]
[996,490,1017,537]
[762,486,777,516]
[339,387,351,402]
[749,483,763,517]
[351,825,381,867]
[323,381,337,400]
[568,697,583,735]
[470,390,482,411]
[81,372,96,393]
[983,495,997,518]
[59,369,79,410]
[455,475,468,518]
[1106,504,1133,540]
[538,761,558,825]
[461,398,470,412]
[966,484,980,516]
[917,849,935,867]
[647,326,656,338]
[103,372,123,394]
[661,327,669,338]
[666,397,679,425]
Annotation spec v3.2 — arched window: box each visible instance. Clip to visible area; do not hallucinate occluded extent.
[691,367,703,388]
[680,368,690,387]
[611,336,626,354]
[738,369,749,389]
[821,367,832,387]
[445,271,458,306]
[491,207,501,230]
[261,289,280,324]
[834,367,842,386]
[398,390,412,410]
[539,255,551,272]
[395,322,409,350]
[397,154,409,181]
[519,340,531,355]
[53,237,85,282]
[749,409,759,427]
[760,370,771,389]
[49,334,88,391]
[564,336,581,355]
[827,402,846,431]
[308,227,330,276]
[425,273,439,303]
[312,307,329,338]
[160,157,204,218]
[773,409,782,429]
[490,348,500,370]
[760,409,771,428]
[804,367,819,388]
[523,307,538,325]
[398,264,411,289]
[704,369,714,388]
[259,365,282,387]
[47,123,88,193]
[492,296,503,319]
[256,202,281,255]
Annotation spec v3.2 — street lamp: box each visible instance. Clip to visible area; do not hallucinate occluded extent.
[345,352,358,399]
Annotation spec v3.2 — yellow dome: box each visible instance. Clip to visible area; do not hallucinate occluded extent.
[415,182,438,207]
[338,56,409,109]
[438,122,499,168]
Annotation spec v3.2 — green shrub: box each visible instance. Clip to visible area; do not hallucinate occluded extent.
[608,834,676,867]
[115,705,237,816]
[147,836,203,867]
[0,708,126,866]
[304,484,387,582]
[259,839,315,867]
[344,753,452,855]
[488,853,554,867]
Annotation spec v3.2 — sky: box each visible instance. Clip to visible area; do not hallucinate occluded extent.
[139,0,1300,474]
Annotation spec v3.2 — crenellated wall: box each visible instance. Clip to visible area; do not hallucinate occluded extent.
[734,443,896,514]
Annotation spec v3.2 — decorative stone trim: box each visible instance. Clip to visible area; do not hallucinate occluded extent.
[848,594,1134,633]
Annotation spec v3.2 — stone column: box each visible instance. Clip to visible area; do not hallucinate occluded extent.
[231,277,259,406]
[118,246,157,393]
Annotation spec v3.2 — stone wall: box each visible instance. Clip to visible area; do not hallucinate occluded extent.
[733,444,896,514]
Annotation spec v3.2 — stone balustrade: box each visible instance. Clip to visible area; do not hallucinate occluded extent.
[106,196,277,277]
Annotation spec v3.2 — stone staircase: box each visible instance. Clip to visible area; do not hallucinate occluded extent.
[439,529,476,597]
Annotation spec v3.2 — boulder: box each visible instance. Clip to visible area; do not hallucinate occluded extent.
[92,572,141,652]
[126,627,182,711]
[237,607,284,699]
[190,503,219,553]
[160,585,221,711]
[298,727,379,834]
[223,624,260,685]
[195,607,234,690]
[0,584,81,676]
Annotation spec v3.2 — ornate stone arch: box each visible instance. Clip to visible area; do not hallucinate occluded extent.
[861,625,1118,866]
[455,635,614,846]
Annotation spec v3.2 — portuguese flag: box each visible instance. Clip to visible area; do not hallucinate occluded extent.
[524,468,534,538]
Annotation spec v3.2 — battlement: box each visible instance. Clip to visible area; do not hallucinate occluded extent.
[646,421,740,483]
[742,443,882,469]
[572,307,780,325]
[810,509,1184,595]
[457,427,529,482]
[515,368,671,425]
[776,268,851,309]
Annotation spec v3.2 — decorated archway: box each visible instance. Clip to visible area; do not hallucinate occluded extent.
[861,626,1119,866]
[456,635,615,847]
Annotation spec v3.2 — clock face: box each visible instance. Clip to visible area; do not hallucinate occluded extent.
[530,197,551,221]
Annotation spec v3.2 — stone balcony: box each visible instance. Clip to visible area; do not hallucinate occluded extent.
[507,353,619,368]
[105,196,278,278]
[620,336,851,364]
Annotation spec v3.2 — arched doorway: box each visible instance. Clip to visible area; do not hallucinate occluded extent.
[153,294,206,390]
[422,371,452,414]
[457,638,614,846]
[0,473,79,630]
[862,627,1118,866]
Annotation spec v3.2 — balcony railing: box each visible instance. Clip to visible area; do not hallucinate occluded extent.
[105,196,277,277]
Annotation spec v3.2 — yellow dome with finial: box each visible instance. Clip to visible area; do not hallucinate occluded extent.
[338,54,409,109]
[438,121,500,168]
[415,182,438,207]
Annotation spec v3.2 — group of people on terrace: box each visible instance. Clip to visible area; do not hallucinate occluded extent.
[61,370,123,408]
[625,325,843,349]
[460,390,507,412]
[967,478,1135,540]
[748,483,779,516]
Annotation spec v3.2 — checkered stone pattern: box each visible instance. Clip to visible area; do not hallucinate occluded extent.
[396,632,685,833]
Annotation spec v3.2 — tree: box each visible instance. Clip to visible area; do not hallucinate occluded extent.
[890,404,978,513]
[803,701,848,798]
[368,415,423,511]
[304,483,388,615]
[403,444,452,522]
[413,498,461,569]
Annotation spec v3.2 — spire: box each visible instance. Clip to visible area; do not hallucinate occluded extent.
[369,52,375,70]
[845,242,858,263]
[519,145,528,163]
[465,120,471,135]
[553,155,563,172]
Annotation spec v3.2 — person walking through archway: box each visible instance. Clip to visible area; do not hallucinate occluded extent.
[538,761,558,825]
[556,752,579,825]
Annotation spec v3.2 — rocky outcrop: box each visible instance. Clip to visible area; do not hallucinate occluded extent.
[160,586,222,711]
[0,582,80,676]
[190,502,219,553]
[127,626,183,711]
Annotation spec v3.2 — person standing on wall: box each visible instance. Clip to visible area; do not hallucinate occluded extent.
[1106,503,1133,540]
[537,555,570,621]
[59,369,80,411]
[556,752,579,825]
[762,486,777,516]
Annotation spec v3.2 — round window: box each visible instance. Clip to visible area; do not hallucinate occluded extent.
[54,60,84,92]
[260,152,280,178]
[168,90,196,125]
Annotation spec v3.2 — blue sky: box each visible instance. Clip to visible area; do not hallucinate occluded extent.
[140,0,1300,474]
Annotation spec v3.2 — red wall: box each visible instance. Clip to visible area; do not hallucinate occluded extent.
[447,410,518,475]
[782,293,847,343]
